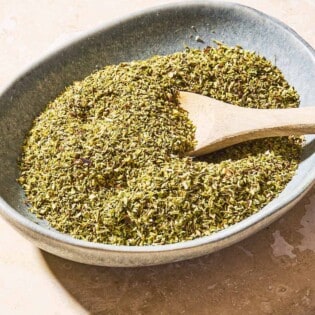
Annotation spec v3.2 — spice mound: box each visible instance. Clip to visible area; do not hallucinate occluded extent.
[19,44,302,245]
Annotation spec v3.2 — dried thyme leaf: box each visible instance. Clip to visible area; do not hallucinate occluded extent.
[18,44,302,245]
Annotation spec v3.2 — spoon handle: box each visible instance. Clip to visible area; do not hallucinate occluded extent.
[237,106,315,136]
[242,107,315,137]
[192,106,315,156]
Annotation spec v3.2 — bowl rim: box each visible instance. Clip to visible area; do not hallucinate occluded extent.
[0,0,314,254]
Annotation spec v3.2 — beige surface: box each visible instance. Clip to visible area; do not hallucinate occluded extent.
[0,1,315,314]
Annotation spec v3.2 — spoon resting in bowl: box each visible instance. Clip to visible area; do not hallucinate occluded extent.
[178,91,315,157]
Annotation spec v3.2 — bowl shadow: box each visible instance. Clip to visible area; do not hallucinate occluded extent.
[41,187,315,315]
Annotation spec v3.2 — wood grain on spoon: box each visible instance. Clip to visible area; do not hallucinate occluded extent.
[179,91,315,157]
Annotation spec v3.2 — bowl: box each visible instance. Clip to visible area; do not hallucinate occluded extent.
[0,1,314,267]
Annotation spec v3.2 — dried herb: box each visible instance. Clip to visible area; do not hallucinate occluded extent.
[18,44,302,245]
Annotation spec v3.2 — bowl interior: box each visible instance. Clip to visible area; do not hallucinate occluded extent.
[0,1,315,240]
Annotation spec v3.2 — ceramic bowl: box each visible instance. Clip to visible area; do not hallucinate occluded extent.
[0,1,314,267]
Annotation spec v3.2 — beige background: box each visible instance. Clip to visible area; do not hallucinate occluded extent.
[0,1,315,314]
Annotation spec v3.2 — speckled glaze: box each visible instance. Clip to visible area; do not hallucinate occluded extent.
[0,1,314,267]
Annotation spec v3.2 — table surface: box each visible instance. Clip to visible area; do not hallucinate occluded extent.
[1,1,315,314]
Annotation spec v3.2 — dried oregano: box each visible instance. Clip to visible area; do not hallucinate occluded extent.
[18,44,302,245]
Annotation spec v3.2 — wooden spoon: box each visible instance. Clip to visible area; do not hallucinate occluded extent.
[179,91,315,157]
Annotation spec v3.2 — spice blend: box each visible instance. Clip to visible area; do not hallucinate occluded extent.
[19,44,302,245]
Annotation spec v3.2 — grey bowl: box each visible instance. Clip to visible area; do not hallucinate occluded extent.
[0,1,314,267]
